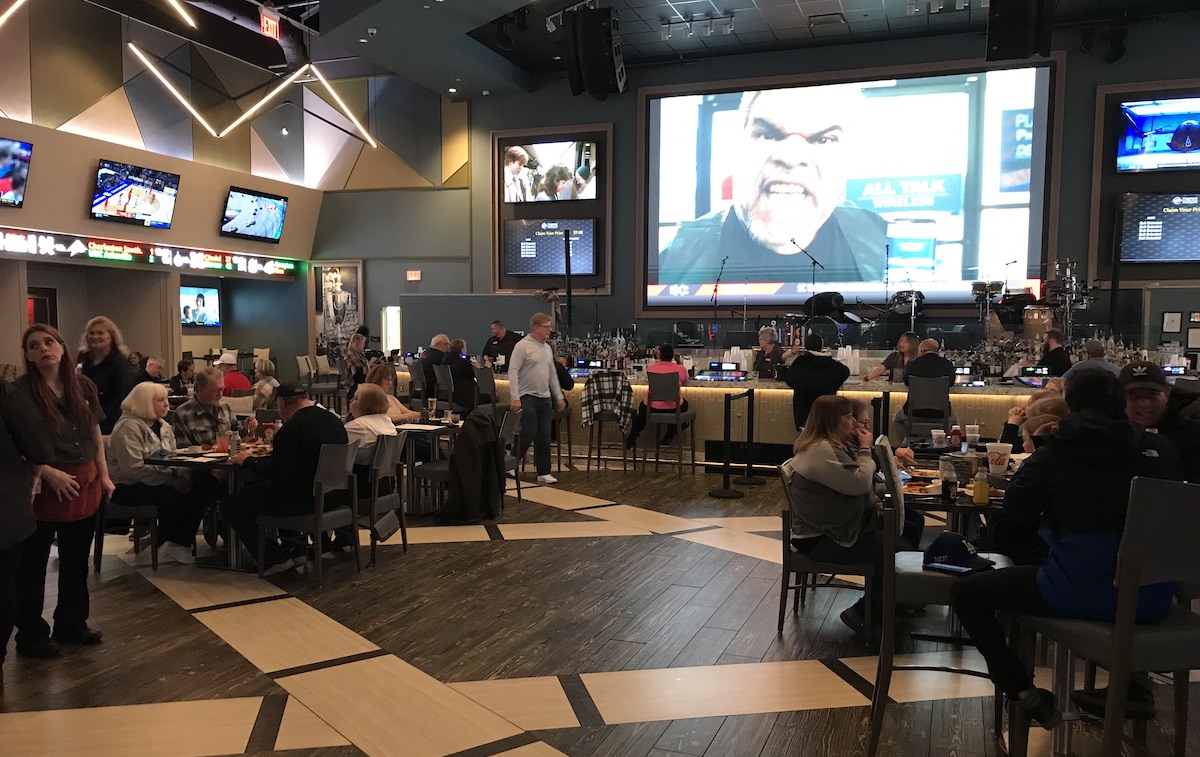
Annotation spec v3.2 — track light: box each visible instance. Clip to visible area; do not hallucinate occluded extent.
[0,0,28,31]
[1104,27,1127,63]
[546,15,557,33]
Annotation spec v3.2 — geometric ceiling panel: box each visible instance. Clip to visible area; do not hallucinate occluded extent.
[250,95,305,184]
[305,77,370,137]
[124,44,194,160]
[250,127,290,184]
[343,141,432,191]
[443,161,469,189]
[369,74,441,186]
[123,19,190,83]
[441,97,468,184]
[195,44,274,104]
[0,1,32,123]
[58,88,146,151]
[29,0,122,129]
[301,87,363,190]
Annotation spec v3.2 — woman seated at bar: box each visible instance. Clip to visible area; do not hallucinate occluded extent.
[364,364,420,423]
[445,338,477,412]
[784,394,886,636]
[950,371,1182,729]
[861,331,919,382]
[169,359,194,396]
[625,343,690,449]
[252,358,279,410]
[344,384,398,497]
[107,382,205,566]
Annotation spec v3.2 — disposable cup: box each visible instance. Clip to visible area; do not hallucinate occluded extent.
[930,429,946,447]
[966,433,980,448]
[965,424,980,437]
[987,442,1013,475]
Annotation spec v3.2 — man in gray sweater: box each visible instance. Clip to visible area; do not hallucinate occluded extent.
[508,313,565,484]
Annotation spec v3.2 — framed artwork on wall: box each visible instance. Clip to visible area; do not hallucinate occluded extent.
[1188,328,1200,351]
[312,261,363,368]
[1163,311,1182,333]
[1190,312,1200,324]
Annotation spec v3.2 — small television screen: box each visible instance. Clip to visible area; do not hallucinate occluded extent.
[0,138,33,208]
[1117,98,1200,173]
[180,285,220,327]
[91,159,180,229]
[1118,192,1200,263]
[220,186,288,243]
[500,140,598,203]
[501,218,596,275]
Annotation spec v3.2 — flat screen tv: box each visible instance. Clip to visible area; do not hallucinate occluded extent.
[502,218,596,275]
[643,65,1054,308]
[0,138,33,208]
[500,140,599,203]
[1118,192,1200,263]
[180,285,221,327]
[91,159,180,229]
[220,186,288,243]
[1117,97,1200,173]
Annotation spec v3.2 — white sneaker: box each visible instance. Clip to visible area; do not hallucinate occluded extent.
[161,541,196,565]
[536,474,558,484]
[262,558,295,577]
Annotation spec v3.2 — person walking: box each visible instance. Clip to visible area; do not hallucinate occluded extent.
[508,313,565,484]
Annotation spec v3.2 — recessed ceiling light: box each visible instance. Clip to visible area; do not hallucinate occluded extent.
[553,55,561,60]
[359,37,368,43]
[448,88,457,93]
[281,127,289,136]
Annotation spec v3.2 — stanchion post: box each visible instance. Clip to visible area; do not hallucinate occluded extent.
[709,392,743,499]
[733,388,765,485]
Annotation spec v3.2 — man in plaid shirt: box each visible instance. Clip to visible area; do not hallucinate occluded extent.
[173,368,257,446]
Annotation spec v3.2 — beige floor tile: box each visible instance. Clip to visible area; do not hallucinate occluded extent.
[516,486,613,511]
[581,660,867,723]
[450,677,579,730]
[586,504,710,534]
[358,525,491,546]
[496,743,570,756]
[141,566,287,611]
[695,516,782,533]
[841,650,995,702]
[274,696,352,750]
[277,656,524,757]
[498,521,652,540]
[673,528,782,564]
[195,597,379,674]
[0,697,260,756]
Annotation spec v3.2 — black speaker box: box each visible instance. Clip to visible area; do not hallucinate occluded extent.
[563,7,627,100]
[985,0,1055,61]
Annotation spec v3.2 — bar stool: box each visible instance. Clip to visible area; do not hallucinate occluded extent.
[641,371,696,473]
[586,409,627,471]
[553,402,574,470]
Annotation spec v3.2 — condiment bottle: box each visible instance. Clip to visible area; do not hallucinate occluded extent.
[948,425,963,449]
[972,469,989,504]
[940,455,957,503]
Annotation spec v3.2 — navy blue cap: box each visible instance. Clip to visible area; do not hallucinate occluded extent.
[923,531,995,571]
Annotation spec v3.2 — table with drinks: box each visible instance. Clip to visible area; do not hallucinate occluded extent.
[900,436,1019,533]
[397,399,463,515]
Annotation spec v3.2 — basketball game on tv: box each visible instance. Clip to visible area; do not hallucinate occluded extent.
[91,159,180,229]
[0,137,33,208]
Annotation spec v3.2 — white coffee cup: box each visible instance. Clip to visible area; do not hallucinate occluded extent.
[987,442,1013,475]
[930,429,946,447]
[966,433,980,449]
[965,424,979,437]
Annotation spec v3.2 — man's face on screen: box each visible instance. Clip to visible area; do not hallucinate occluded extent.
[734,88,851,254]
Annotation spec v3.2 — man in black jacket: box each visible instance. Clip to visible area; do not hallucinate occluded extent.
[894,338,957,427]
[222,383,348,575]
[784,334,850,430]
[1121,361,1200,481]
[0,380,54,683]
[419,334,450,398]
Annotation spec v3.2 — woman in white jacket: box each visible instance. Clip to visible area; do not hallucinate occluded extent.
[107,382,204,565]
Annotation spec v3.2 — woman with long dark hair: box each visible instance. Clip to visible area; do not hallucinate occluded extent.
[13,324,113,658]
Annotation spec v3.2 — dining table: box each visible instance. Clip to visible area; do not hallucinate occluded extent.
[395,419,461,516]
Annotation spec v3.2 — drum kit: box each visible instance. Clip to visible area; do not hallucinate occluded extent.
[976,259,1095,339]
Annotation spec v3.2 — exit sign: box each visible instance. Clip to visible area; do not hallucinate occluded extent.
[260,8,281,39]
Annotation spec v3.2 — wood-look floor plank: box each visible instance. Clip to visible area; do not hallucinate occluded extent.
[274,696,354,750]
[694,517,781,533]
[498,521,652,540]
[517,487,613,510]
[379,525,491,545]
[277,656,524,757]
[585,505,712,535]
[141,564,287,611]
[624,605,719,671]
[495,743,570,756]
[669,626,739,669]
[195,597,379,674]
[840,650,996,703]
[450,677,580,731]
[582,661,868,724]
[654,716,726,756]
[703,578,774,632]
[0,697,261,757]
[673,529,781,564]
[589,721,673,757]
[703,712,778,756]
[615,585,701,643]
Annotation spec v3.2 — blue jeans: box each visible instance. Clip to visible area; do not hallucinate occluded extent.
[517,394,554,475]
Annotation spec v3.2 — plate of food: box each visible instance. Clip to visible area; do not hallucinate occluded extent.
[906,468,940,480]
[902,482,934,495]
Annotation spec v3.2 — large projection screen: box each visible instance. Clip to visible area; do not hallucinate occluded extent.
[642,64,1055,310]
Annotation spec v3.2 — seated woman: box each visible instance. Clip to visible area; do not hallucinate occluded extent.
[107,381,205,565]
[252,358,279,410]
[343,333,375,401]
[847,398,924,549]
[168,359,194,396]
[784,394,884,635]
[444,338,477,412]
[626,343,689,449]
[344,384,398,497]
[364,363,420,423]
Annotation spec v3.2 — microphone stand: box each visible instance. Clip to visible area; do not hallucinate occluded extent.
[790,239,824,317]
[563,230,573,338]
[584,285,602,337]
[711,256,727,348]
[742,277,748,331]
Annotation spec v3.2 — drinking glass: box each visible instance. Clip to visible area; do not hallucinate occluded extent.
[426,397,437,417]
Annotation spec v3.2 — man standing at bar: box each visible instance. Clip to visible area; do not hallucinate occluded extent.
[1037,328,1072,377]
[508,313,565,484]
[481,321,522,373]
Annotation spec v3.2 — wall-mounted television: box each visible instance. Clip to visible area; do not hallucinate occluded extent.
[1118,192,1200,263]
[1117,97,1200,173]
[0,138,33,208]
[91,159,180,229]
[180,285,221,327]
[502,218,596,275]
[500,140,599,203]
[220,186,288,243]
[643,64,1054,309]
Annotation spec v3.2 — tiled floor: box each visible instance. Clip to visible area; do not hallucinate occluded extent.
[1,464,1193,756]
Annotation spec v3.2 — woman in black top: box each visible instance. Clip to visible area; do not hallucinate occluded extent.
[78,316,135,435]
[14,324,113,658]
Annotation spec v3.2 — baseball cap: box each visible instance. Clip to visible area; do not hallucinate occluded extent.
[923,531,995,572]
[274,382,308,399]
[215,352,238,366]
[1082,339,1106,357]
[1119,362,1169,393]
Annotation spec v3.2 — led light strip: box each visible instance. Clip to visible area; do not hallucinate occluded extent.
[218,63,309,138]
[128,43,218,137]
[309,64,378,149]
[0,0,28,30]
[167,0,196,28]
